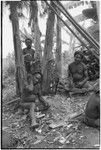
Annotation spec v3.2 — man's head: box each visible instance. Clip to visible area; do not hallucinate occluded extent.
[33,72,42,85]
[25,38,32,48]
[74,51,83,63]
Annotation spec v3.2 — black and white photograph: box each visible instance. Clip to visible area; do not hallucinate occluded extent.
[1,0,100,149]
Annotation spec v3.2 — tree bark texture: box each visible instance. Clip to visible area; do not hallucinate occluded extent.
[56,10,62,77]
[30,1,42,62]
[42,2,55,94]
[10,2,26,96]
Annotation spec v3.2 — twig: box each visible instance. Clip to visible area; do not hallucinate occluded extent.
[3,97,21,107]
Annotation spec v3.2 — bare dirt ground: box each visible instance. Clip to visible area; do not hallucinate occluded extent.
[2,93,100,149]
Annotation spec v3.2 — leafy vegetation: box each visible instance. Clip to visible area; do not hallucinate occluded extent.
[3,53,15,78]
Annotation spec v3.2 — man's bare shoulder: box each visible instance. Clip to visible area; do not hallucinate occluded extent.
[30,48,35,53]
[68,61,75,68]
[23,48,27,53]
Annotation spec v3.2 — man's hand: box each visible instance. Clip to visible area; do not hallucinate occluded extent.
[26,83,33,91]
[93,80,99,93]
[77,82,84,88]
[78,77,89,87]
[77,80,87,88]
[75,82,83,88]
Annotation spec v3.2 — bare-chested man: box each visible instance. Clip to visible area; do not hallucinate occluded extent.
[20,72,49,129]
[68,51,92,92]
[23,38,35,74]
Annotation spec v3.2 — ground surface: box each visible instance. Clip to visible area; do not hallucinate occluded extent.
[2,93,100,149]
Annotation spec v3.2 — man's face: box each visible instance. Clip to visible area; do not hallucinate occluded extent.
[33,73,42,85]
[25,39,32,47]
[74,54,81,63]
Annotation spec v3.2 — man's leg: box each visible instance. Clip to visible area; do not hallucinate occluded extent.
[71,81,94,95]
[30,103,38,127]
[25,62,31,74]
[70,84,87,95]
[37,94,50,110]
[20,102,38,128]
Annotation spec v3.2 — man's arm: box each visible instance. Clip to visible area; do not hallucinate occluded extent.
[31,49,35,61]
[78,64,89,86]
[68,65,72,78]
[68,65,74,89]
[82,67,89,82]
[22,48,26,55]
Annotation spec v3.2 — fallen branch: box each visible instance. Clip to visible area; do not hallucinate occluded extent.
[69,112,83,119]
[3,97,21,107]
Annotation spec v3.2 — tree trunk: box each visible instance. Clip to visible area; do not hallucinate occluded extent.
[34,23,42,61]
[56,10,62,77]
[69,32,75,56]
[10,2,26,97]
[42,2,55,94]
[42,1,55,93]
[31,1,42,62]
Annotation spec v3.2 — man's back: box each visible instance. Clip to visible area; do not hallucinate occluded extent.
[85,92,100,119]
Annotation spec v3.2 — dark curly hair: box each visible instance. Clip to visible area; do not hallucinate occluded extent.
[25,38,32,43]
[74,51,83,59]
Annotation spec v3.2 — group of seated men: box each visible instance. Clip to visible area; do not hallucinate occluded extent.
[68,51,100,129]
[22,38,100,130]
